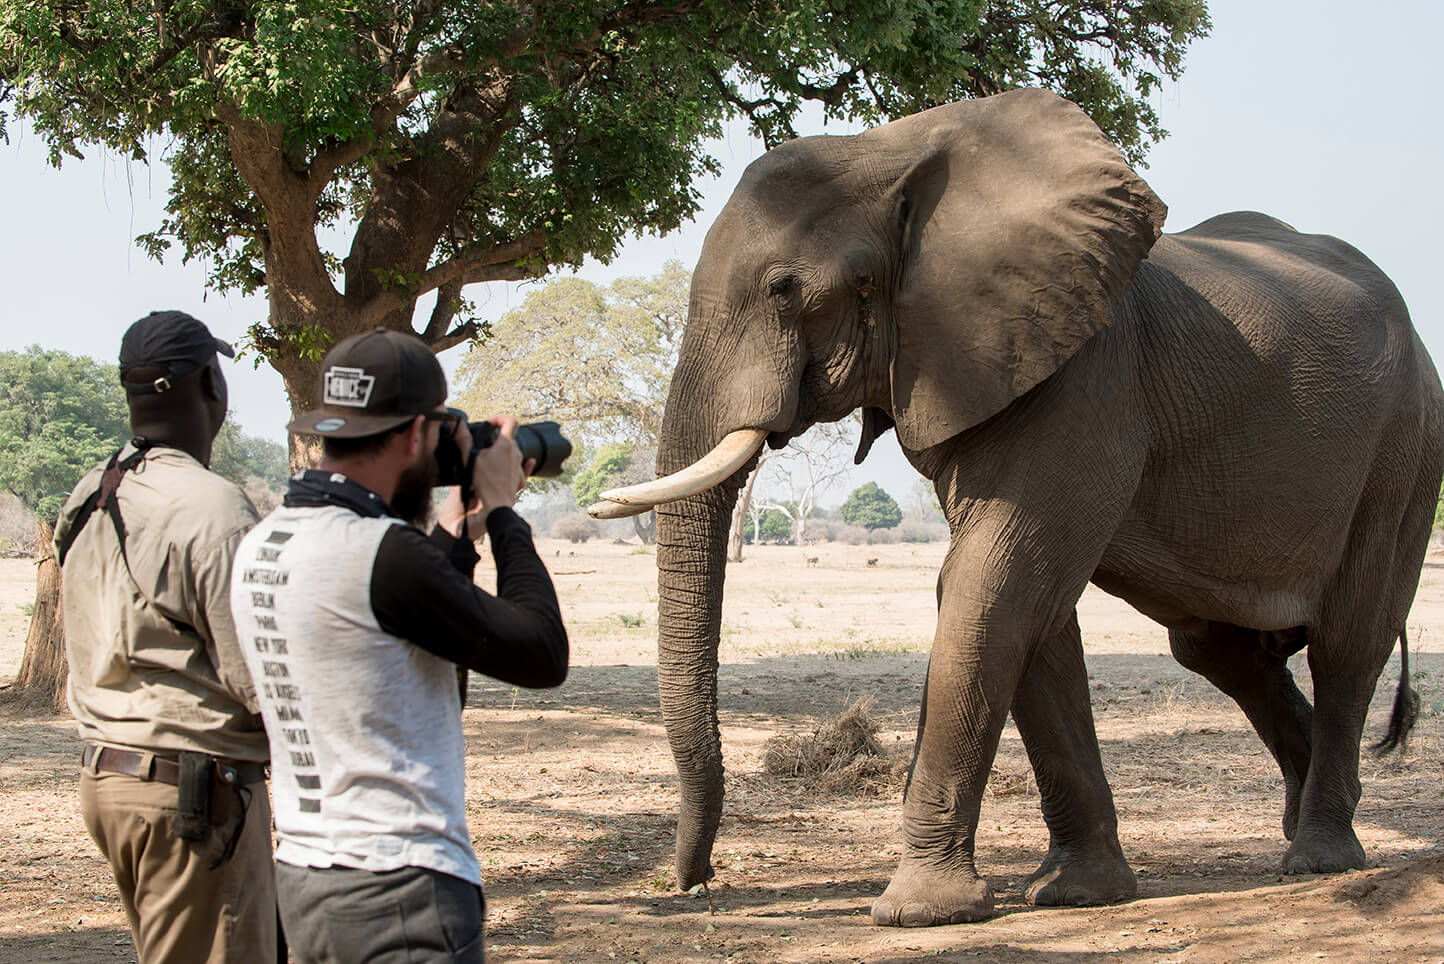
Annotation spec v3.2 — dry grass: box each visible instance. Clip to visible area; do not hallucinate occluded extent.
[760,695,910,794]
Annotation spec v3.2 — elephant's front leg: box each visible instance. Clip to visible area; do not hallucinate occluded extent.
[1012,611,1135,906]
[871,549,1048,927]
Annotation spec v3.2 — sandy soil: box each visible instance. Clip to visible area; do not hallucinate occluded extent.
[2,539,1442,963]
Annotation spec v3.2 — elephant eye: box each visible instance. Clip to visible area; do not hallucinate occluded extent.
[768,275,799,299]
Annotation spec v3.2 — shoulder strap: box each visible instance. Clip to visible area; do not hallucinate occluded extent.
[59,443,200,637]
[55,450,127,567]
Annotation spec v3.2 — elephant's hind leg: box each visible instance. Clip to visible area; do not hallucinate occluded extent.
[1013,611,1136,906]
[1283,429,1437,874]
[1168,622,1313,839]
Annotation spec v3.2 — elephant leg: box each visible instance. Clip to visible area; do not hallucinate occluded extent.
[1282,441,1436,873]
[1013,611,1135,906]
[871,536,1107,926]
[869,583,1027,927]
[1169,622,1313,839]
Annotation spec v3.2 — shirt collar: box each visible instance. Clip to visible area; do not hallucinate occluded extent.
[282,469,394,519]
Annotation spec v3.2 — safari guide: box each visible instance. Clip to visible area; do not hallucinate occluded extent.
[58,310,276,963]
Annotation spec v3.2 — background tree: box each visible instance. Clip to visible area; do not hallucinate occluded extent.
[1,1,1209,467]
[755,422,854,545]
[456,263,686,541]
[752,507,794,545]
[840,482,903,531]
[454,262,686,447]
[570,441,658,543]
[0,348,129,522]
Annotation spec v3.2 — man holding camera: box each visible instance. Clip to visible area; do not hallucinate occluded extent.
[231,328,568,962]
[59,310,274,963]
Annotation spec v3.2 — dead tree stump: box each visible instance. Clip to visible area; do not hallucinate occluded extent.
[13,519,67,713]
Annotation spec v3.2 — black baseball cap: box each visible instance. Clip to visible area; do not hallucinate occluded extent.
[118,310,234,394]
[287,328,448,438]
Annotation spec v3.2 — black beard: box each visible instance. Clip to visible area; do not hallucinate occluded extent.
[391,456,438,527]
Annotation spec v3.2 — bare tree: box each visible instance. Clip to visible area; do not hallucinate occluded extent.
[755,423,855,545]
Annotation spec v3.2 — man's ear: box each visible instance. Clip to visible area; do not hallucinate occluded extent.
[404,415,428,458]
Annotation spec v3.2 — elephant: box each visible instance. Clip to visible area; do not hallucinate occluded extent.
[589,88,1443,927]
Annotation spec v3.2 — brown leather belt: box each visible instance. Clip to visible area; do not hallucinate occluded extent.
[82,743,266,786]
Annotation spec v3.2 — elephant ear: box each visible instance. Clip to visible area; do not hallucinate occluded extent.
[876,89,1167,452]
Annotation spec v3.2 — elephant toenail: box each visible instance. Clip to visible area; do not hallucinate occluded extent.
[899,901,935,927]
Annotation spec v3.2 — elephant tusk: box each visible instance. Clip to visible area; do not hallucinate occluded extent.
[598,428,768,509]
[586,499,653,520]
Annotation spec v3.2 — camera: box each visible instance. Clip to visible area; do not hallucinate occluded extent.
[435,410,572,484]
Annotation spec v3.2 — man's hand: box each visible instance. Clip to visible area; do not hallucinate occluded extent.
[437,415,534,538]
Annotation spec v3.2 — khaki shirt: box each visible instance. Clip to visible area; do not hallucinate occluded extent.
[57,443,267,762]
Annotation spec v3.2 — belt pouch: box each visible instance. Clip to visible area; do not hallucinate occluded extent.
[174,752,213,841]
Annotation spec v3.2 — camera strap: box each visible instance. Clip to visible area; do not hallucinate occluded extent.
[459,446,481,541]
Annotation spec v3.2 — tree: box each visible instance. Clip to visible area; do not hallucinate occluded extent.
[753,507,793,544]
[458,263,686,541]
[755,422,854,545]
[210,421,289,490]
[840,482,903,530]
[0,347,127,711]
[0,348,129,522]
[571,441,657,543]
[1,1,1210,466]
[454,262,687,449]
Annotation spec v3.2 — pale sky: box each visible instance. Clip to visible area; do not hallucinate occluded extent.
[1,0,1439,504]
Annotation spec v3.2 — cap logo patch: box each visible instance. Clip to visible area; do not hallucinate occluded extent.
[323,366,375,407]
[313,417,348,432]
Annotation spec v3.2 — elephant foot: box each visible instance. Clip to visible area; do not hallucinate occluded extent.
[1024,845,1137,907]
[1282,828,1366,874]
[871,858,994,927]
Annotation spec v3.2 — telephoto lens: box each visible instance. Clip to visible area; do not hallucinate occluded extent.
[469,420,571,478]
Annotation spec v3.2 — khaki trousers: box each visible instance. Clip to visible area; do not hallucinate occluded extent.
[79,767,276,964]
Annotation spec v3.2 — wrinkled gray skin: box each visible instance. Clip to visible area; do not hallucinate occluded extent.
[651,89,1444,927]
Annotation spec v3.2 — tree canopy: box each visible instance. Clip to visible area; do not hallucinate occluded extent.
[840,482,903,530]
[1,0,1209,465]
[453,261,687,449]
[0,347,129,520]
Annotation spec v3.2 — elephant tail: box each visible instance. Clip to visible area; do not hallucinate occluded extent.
[1370,627,1421,756]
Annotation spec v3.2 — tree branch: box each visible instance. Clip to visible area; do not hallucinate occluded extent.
[422,278,464,342]
[352,223,548,330]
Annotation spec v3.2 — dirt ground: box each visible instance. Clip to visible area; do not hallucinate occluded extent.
[2,537,1442,963]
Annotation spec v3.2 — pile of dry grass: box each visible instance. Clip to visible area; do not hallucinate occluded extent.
[761,696,909,794]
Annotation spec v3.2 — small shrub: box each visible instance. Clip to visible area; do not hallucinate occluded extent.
[834,524,868,545]
[551,513,600,543]
[798,521,833,545]
[615,612,644,628]
[866,527,900,545]
[896,520,948,543]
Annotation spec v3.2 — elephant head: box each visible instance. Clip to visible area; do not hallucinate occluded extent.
[598,89,1166,889]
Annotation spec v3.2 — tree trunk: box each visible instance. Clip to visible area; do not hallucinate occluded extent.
[14,519,67,713]
[727,464,761,562]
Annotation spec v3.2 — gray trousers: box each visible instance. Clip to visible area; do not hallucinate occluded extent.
[276,863,485,963]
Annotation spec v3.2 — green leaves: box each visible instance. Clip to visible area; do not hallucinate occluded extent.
[840,482,903,531]
[0,347,129,520]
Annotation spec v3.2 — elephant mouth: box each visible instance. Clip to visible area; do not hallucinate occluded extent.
[585,428,768,519]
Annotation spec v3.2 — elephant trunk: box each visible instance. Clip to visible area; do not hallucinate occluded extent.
[655,481,741,889]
